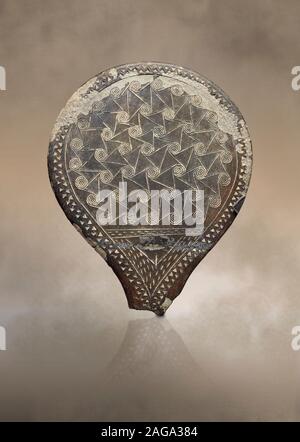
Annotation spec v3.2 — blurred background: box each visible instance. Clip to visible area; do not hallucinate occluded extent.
[0,0,300,421]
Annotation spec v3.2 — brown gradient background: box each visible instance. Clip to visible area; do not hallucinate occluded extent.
[0,0,300,421]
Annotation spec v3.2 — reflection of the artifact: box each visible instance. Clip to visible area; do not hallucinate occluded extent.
[106,317,200,383]
[97,318,214,421]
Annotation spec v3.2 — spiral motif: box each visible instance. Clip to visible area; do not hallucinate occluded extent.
[70,137,83,151]
[153,126,165,137]
[168,142,181,155]
[171,84,184,96]
[122,165,135,178]
[86,193,99,207]
[68,76,234,222]
[110,86,121,98]
[75,175,88,190]
[209,194,221,208]
[151,78,163,90]
[102,127,113,140]
[118,143,131,155]
[206,111,218,124]
[141,143,155,156]
[215,131,228,144]
[220,150,233,164]
[94,148,108,162]
[190,95,202,107]
[147,166,160,179]
[173,164,186,177]
[69,157,82,170]
[194,142,206,156]
[140,104,152,116]
[99,170,113,183]
[194,166,207,180]
[128,125,142,137]
[117,111,130,123]
[218,173,231,186]
[129,81,141,92]
[92,101,105,112]
[163,107,175,120]
[183,123,193,133]
[77,116,89,130]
